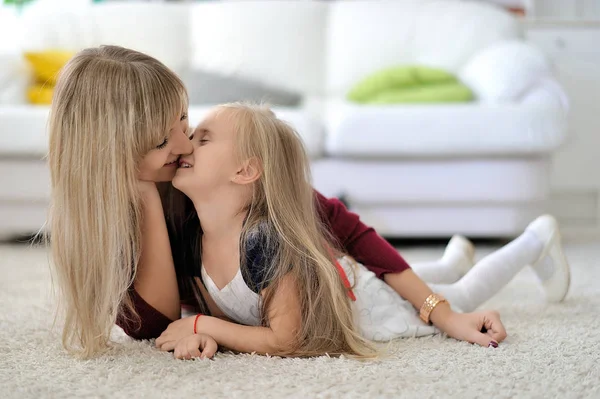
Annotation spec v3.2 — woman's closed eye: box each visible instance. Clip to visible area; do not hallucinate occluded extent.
[156,138,168,149]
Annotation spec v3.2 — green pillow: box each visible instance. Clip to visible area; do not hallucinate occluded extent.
[370,82,474,104]
[347,66,473,104]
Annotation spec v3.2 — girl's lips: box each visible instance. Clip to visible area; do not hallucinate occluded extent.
[178,160,193,168]
[163,160,178,167]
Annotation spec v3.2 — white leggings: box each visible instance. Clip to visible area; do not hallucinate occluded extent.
[424,231,542,313]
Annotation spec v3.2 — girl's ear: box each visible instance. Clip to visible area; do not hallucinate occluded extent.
[232,157,262,185]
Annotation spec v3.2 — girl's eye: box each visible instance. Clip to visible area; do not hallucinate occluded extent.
[156,138,168,149]
[180,113,188,121]
[199,139,208,145]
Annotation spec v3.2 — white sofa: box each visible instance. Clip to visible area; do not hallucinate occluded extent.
[0,0,568,239]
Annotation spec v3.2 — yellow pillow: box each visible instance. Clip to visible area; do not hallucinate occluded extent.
[24,50,74,85]
[27,84,54,105]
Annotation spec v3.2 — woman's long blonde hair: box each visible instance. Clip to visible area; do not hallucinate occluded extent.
[48,45,188,358]
[220,103,377,358]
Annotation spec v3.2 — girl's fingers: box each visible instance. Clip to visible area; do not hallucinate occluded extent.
[159,339,177,352]
[201,347,215,359]
[202,340,218,359]
[189,347,202,359]
[174,347,183,359]
[155,333,171,348]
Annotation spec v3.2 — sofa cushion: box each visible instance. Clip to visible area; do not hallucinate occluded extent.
[365,83,473,104]
[459,40,552,103]
[347,66,462,103]
[324,100,567,157]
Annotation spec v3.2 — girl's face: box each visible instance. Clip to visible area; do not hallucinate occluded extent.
[138,112,192,182]
[172,108,240,200]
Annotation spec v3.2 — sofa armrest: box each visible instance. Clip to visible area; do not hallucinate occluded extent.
[458,40,562,104]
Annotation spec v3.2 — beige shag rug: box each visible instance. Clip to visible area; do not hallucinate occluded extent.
[1,240,599,399]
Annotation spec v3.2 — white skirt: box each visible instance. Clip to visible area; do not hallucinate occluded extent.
[338,256,439,341]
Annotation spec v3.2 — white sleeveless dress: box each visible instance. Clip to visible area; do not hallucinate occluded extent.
[201,257,439,342]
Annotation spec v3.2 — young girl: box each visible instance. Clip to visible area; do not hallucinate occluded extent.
[155,103,570,359]
[48,45,482,359]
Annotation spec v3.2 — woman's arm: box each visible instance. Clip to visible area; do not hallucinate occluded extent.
[116,183,180,339]
[314,191,411,278]
[385,270,507,346]
[314,192,453,321]
[383,269,450,323]
[156,274,301,355]
[134,183,181,320]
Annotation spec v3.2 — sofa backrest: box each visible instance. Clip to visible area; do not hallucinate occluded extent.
[19,1,190,74]
[189,1,328,97]
[14,0,520,99]
[325,0,521,97]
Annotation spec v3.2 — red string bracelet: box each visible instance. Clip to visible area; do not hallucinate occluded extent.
[193,314,202,334]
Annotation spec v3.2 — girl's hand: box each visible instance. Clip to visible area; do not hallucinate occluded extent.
[173,334,218,360]
[438,310,507,347]
[155,316,197,351]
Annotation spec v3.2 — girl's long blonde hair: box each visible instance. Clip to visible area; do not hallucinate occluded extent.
[220,103,377,358]
[48,45,188,358]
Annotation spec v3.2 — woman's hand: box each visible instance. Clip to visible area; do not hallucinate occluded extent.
[155,316,197,351]
[436,309,507,347]
[173,334,218,360]
[138,180,158,197]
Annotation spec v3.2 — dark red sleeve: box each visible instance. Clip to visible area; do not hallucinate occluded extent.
[115,289,174,340]
[315,191,411,279]
[116,197,200,340]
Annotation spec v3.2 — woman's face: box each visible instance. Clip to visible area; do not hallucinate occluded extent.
[138,112,192,182]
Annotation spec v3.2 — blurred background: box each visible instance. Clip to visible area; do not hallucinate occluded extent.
[0,0,599,241]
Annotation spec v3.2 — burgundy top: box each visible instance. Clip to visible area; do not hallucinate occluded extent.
[116,191,411,339]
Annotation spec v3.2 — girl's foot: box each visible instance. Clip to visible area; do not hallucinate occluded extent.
[443,235,475,277]
[526,215,571,302]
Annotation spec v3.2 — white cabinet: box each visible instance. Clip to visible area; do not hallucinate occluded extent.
[526,0,600,21]
[525,23,600,229]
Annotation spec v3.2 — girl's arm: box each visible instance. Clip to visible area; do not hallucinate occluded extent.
[116,183,180,338]
[156,274,301,355]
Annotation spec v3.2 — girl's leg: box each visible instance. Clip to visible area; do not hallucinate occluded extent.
[411,235,475,284]
[428,215,570,312]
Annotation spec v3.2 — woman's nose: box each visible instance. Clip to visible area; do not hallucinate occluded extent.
[171,130,193,155]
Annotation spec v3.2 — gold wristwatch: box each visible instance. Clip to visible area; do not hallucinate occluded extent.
[419,293,448,324]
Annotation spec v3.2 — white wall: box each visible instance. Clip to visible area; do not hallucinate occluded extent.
[526,23,600,231]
